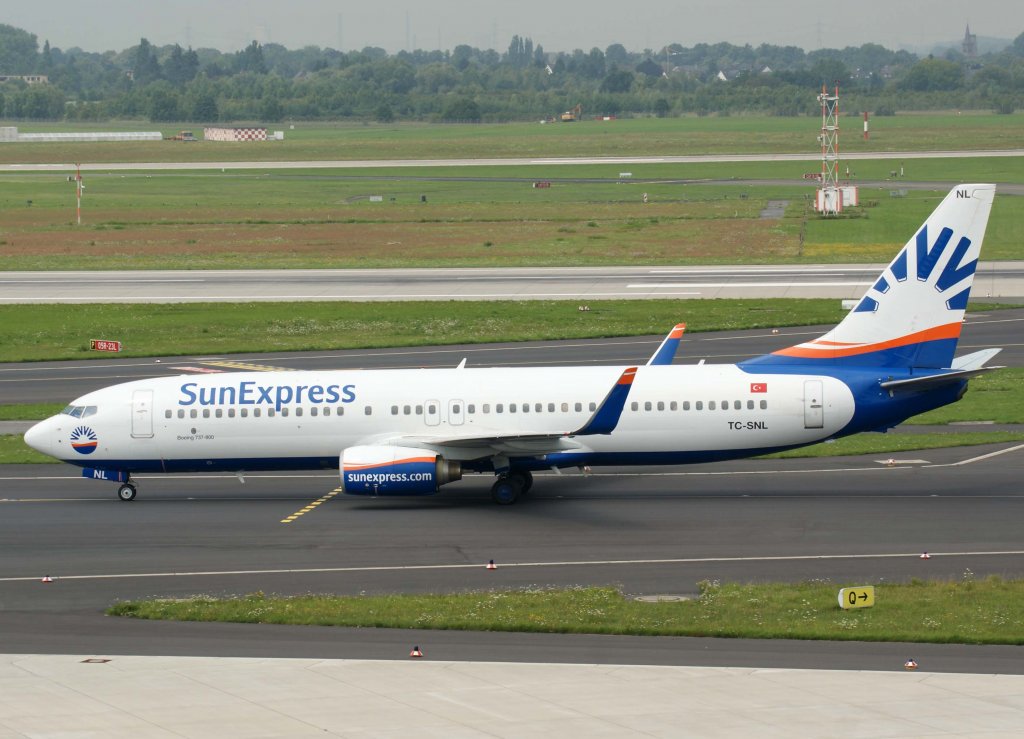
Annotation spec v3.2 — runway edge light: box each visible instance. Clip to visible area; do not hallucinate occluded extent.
[486,559,497,570]
[409,646,424,658]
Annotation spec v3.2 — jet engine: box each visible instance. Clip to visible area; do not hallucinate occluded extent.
[340,445,462,495]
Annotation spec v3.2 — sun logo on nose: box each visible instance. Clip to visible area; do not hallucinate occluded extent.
[70,426,98,455]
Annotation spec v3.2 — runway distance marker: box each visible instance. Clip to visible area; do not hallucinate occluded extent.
[838,586,875,609]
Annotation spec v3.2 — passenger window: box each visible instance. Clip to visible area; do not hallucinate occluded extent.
[575,402,583,412]
[253,408,261,418]
[215,409,223,418]
[165,410,172,419]
[467,404,475,414]
[295,408,303,417]
[365,406,373,415]
[695,401,703,411]
[391,405,399,415]
[268,409,276,418]
[337,407,344,416]
[310,407,318,417]
[177,409,185,419]
[561,402,569,413]
[747,400,754,410]
[404,405,412,415]
[509,404,516,413]
[322,407,330,417]
[453,404,461,414]
[483,404,490,413]
[734,400,741,410]
[709,401,716,410]
[760,400,767,410]
[722,401,729,410]
[589,402,597,412]
[522,403,529,413]
[548,403,555,413]
[644,401,652,411]
[282,408,289,417]
[631,401,638,411]
[241,408,248,418]
[535,403,542,413]
[427,404,436,415]
[657,401,665,411]
[414,406,421,415]
[670,401,677,411]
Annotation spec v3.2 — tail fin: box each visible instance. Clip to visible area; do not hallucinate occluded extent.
[744,184,995,369]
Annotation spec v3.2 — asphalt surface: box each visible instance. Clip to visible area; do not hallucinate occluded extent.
[1,312,1023,673]
[3,149,1023,172]
[3,262,1023,304]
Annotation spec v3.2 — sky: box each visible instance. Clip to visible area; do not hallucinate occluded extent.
[3,0,1021,55]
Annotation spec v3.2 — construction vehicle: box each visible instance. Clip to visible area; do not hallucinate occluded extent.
[560,104,582,122]
[166,130,197,141]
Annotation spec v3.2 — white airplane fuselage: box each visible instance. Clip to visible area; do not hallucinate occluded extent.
[28,364,856,473]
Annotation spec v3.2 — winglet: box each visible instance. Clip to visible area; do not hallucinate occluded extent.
[647,323,686,366]
[572,367,637,436]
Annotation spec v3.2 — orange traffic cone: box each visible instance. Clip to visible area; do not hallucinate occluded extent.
[904,658,918,670]
[41,575,53,583]
[920,552,931,560]
[486,559,497,570]
[409,646,423,658]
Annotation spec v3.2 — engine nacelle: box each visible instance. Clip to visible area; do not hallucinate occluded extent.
[340,445,462,496]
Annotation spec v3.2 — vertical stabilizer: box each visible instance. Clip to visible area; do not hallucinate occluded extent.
[745,184,995,369]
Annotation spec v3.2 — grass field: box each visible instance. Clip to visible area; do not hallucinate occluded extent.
[107,577,1024,645]
[3,114,1022,164]
[0,298,854,362]
[1,160,1023,270]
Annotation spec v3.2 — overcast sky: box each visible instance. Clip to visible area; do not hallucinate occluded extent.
[4,0,1020,55]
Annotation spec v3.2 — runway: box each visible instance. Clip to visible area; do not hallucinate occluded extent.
[2,262,1023,304]
[3,148,1023,173]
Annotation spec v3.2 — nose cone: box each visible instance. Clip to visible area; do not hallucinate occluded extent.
[24,418,57,457]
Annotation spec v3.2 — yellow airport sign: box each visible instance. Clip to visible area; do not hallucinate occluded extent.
[838,586,875,609]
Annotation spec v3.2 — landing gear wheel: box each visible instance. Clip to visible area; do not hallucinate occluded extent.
[117,483,137,502]
[513,470,533,495]
[490,476,523,505]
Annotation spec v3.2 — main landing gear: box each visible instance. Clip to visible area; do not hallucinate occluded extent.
[490,470,533,505]
[117,482,137,501]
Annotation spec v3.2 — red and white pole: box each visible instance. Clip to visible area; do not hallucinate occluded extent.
[863,111,869,141]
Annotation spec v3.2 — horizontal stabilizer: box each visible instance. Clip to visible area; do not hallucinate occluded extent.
[951,347,1002,371]
[879,365,1003,392]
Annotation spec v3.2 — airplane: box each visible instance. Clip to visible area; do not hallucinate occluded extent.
[25,184,1001,505]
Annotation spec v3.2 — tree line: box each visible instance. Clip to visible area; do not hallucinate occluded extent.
[1,23,1023,123]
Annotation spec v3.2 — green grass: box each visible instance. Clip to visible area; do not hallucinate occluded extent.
[760,431,1024,459]
[906,368,1024,424]
[2,158,1022,271]
[4,114,1022,164]
[0,403,63,421]
[0,298,852,363]
[0,435,54,464]
[106,577,1024,645]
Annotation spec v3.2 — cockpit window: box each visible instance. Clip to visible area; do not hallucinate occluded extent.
[61,405,97,418]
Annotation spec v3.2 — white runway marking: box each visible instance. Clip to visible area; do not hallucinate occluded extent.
[3,550,1024,583]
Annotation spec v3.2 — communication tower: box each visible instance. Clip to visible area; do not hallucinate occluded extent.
[816,84,841,215]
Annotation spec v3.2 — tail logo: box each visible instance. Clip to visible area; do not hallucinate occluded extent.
[70,426,98,455]
[854,224,976,314]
